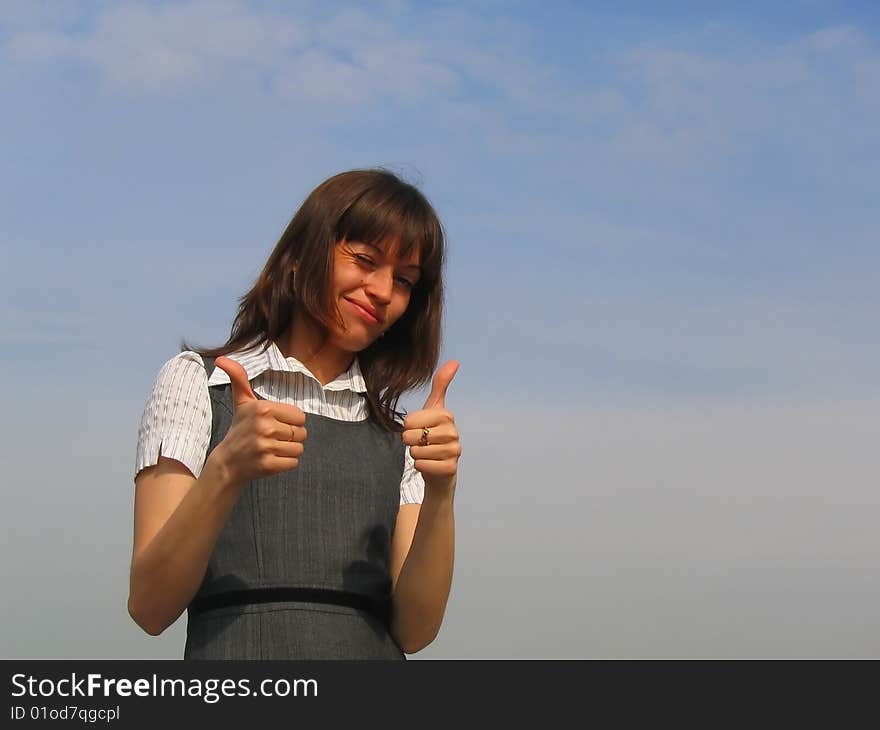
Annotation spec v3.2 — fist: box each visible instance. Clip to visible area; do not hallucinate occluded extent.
[209,356,308,486]
[402,360,462,488]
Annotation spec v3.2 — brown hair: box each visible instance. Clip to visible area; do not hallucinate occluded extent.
[185,169,445,432]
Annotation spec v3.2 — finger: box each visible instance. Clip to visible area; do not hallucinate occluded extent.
[263,421,308,443]
[409,442,461,461]
[216,357,257,407]
[288,424,307,442]
[268,403,307,428]
[423,360,459,410]
[401,423,458,447]
[413,459,458,478]
[268,439,305,459]
[259,456,300,474]
[251,400,307,428]
[403,408,455,431]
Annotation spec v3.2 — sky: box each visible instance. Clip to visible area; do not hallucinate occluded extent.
[1,0,878,658]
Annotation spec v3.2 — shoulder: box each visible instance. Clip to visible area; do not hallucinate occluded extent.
[148,351,211,404]
[136,351,213,481]
[156,350,207,378]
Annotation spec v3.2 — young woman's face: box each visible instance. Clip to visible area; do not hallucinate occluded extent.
[325,239,421,355]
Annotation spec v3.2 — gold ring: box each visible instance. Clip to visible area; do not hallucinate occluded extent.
[419,427,430,447]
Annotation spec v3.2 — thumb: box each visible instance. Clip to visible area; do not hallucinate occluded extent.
[423,360,459,410]
[215,356,257,407]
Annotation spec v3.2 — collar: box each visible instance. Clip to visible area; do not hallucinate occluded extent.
[205,340,367,393]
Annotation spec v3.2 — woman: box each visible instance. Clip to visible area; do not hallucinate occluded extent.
[129,169,461,659]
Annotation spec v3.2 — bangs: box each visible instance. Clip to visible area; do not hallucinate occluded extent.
[334,180,443,278]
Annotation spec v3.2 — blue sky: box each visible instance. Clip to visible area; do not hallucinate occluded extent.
[2,1,878,658]
[3,0,878,402]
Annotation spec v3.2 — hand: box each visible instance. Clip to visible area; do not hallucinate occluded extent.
[402,361,462,493]
[208,356,308,487]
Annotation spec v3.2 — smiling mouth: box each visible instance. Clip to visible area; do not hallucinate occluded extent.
[345,298,381,324]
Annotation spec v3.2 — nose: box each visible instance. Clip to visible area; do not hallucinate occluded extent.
[364,267,393,304]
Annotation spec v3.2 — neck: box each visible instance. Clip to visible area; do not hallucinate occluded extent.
[277,314,353,387]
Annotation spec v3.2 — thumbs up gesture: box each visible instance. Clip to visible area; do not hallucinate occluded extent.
[207,356,308,487]
[402,361,462,493]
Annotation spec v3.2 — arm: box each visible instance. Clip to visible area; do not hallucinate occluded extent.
[128,455,244,635]
[389,480,455,654]
[388,360,462,654]
[128,356,305,636]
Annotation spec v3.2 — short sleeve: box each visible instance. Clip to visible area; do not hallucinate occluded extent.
[399,447,425,505]
[134,352,212,482]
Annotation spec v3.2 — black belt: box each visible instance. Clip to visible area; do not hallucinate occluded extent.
[191,587,391,624]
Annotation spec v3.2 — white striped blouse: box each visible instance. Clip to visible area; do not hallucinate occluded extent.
[135,341,425,505]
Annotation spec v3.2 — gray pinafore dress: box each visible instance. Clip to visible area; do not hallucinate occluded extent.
[184,358,406,660]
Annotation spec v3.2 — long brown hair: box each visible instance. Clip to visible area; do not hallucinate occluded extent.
[185,169,445,432]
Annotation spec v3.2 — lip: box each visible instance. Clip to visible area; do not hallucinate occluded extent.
[344,297,382,325]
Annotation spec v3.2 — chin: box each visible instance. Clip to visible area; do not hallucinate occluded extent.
[332,331,376,354]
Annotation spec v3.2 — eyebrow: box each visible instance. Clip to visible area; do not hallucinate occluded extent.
[363,242,422,272]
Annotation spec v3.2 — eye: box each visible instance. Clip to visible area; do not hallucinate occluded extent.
[394,276,415,290]
[354,253,376,267]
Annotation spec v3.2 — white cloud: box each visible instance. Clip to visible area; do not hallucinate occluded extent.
[6,0,306,91]
[3,1,461,102]
[272,42,459,104]
[353,41,459,98]
[803,24,866,53]
[273,48,372,104]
